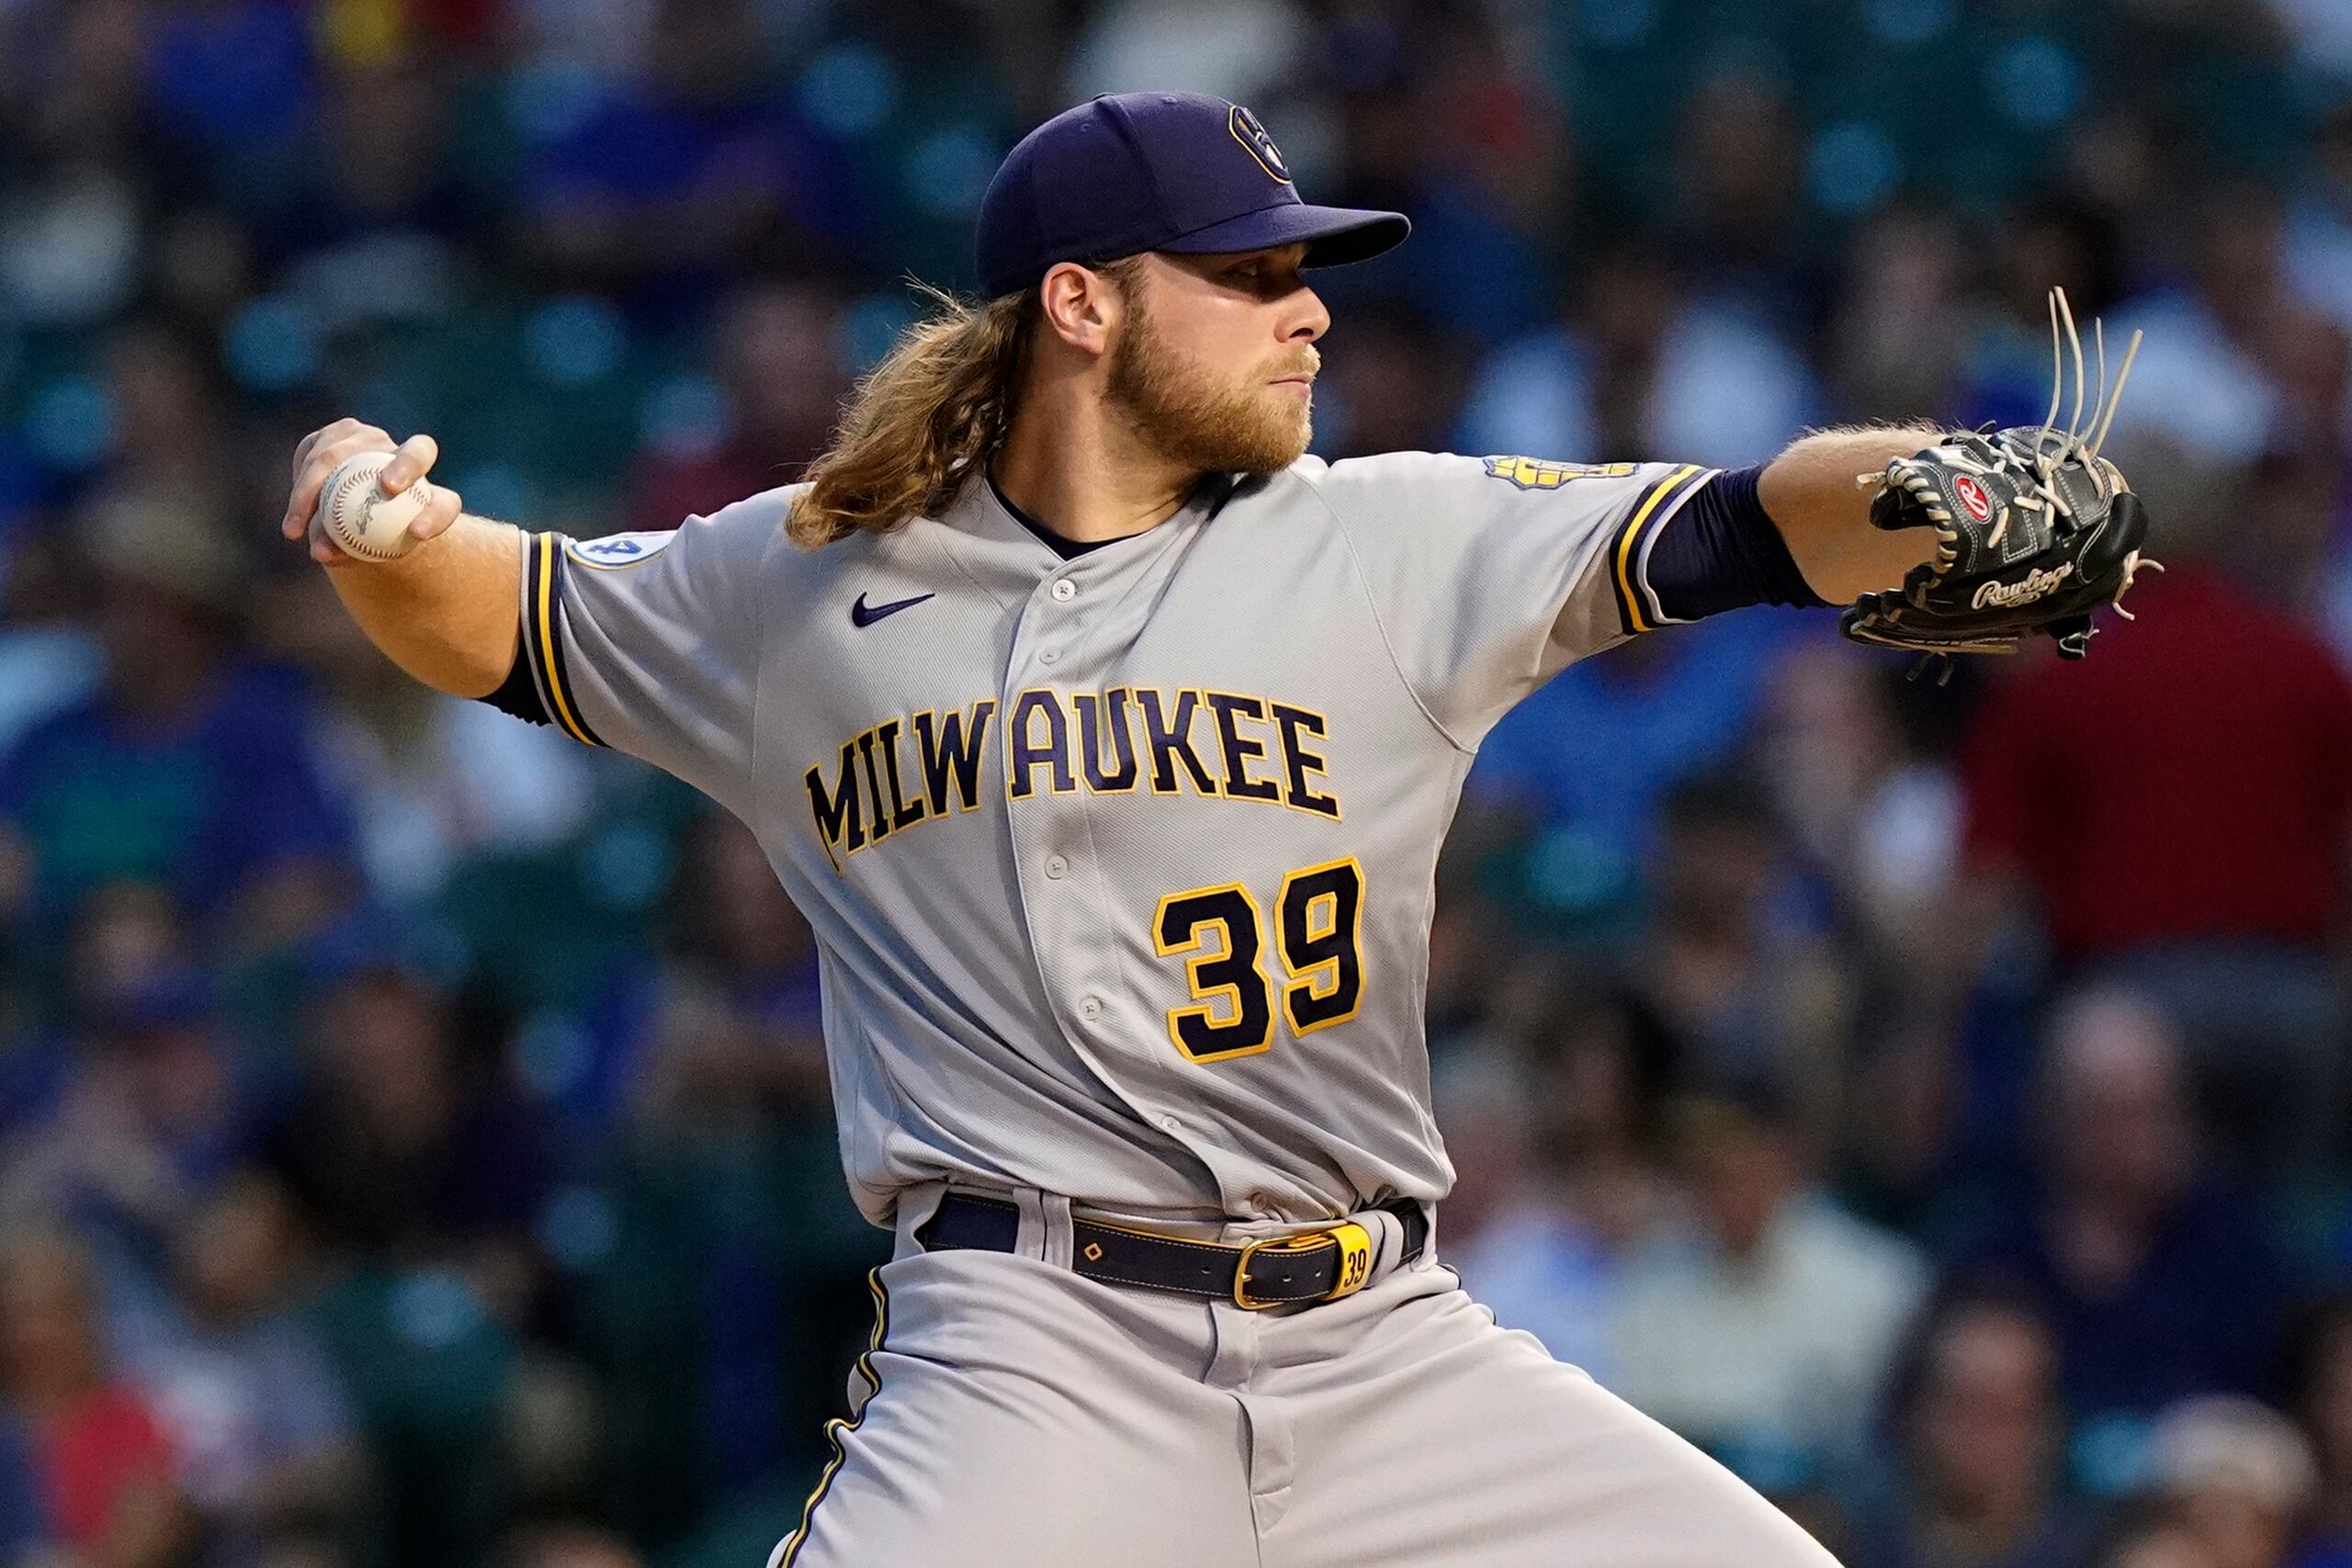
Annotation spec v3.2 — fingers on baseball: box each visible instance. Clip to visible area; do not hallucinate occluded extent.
[283,420,391,538]
[379,434,439,496]
[411,488,462,540]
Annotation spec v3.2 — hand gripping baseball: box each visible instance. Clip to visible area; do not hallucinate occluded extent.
[281,421,465,566]
[1839,288,2158,661]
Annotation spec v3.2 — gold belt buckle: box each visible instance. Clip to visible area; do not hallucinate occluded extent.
[1233,1221,1375,1310]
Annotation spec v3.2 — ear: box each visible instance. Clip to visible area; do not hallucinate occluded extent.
[1037,261,1123,358]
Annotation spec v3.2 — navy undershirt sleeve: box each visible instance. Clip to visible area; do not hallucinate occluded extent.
[1643,464,1829,621]
[482,647,553,727]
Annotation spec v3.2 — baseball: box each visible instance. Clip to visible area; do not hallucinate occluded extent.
[320,453,433,560]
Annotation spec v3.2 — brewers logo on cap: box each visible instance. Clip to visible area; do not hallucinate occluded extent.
[1229,106,1291,183]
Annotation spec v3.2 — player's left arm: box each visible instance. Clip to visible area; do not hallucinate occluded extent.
[1755,426,1946,604]
[1626,427,1948,627]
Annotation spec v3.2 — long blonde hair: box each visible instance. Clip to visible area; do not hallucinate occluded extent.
[786,283,1040,547]
[786,263,1152,545]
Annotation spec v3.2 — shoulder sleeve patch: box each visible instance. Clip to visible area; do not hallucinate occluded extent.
[1481,456,1638,491]
[565,530,680,570]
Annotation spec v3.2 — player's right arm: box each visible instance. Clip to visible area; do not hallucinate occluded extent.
[285,418,779,818]
[282,420,519,699]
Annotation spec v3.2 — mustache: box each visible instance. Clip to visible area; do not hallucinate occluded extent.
[1266,350,1320,381]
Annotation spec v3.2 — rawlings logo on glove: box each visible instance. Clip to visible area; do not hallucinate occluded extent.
[1973,562,2075,610]
[1840,288,2157,665]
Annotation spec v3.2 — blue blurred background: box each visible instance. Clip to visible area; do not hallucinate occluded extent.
[3,3,2352,1567]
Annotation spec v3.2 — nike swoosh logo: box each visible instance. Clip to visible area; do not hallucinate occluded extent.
[851,591,935,627]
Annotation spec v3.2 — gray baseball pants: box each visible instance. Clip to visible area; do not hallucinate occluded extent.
[767,1185,1839,1568]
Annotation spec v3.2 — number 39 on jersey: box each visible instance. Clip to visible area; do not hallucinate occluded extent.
[1150,857,1365,1062]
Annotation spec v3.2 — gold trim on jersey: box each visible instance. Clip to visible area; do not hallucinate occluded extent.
[1276,855,1366,1037]
[1152,881,1276,1063]
[525,532,605,748]
[1611,467,1700,636]
[777,1269,889,1567]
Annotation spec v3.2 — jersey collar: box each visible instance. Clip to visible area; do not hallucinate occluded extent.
[946,470,1235,560]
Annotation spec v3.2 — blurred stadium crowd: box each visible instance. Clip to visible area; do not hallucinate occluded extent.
[3,0,2352,1566]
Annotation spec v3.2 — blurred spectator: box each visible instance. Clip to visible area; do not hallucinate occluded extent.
[2142,1396,2315,1568]
[1457,241,1821,471]
[2286,103,2352,348]
[0,965,270,1275]
[496,1520,639,1568]
[1465,619,1800,919]
[1317,303,1465,459]
[0,493,354,961]
[1067,0,1308,103]
[1756,641,1963,965]
[627,280,853,530]
[1830,206,1969,424]
[2109,186,2346,466]
[266,961,553,1303]
[2285,1296,2352,1568]
[95,326,243,534]
[1950,990,2288,1441]
[266,961,555,1568]
[0,527,103,764]
[1951,205,2124,434]
[1445,978,1690,1382]
[0,0,147,331]
[109,1172,362,1568]
[1611,1084,1929,1473]
[1960,472,2352,1180]
[1853,1287,2095,1568]
[0,1230,187,1568]
[1633,771,1850,1106]
[570,812,877,1542]
[260,572,599,908]
[2098,1523,2223,1568]
[517,0,862,307]
[1435,1046,1623,1381]
[1837,1015,1974,1247]
[1664,70,1813,319]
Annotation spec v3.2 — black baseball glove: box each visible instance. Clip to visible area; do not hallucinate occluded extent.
[1840,291,2157,661]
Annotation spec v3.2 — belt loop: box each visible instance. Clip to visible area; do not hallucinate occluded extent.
[1359,1207,1407,1279]
[1012,1188,1048,1260]
[894,1181,949,1262]
[1038,1192,1076,1270]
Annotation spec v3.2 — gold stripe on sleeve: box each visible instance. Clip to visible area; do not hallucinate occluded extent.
[533,534,598,747]
[1612,464,1700,635]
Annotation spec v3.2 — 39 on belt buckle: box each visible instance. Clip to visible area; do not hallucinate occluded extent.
[1233,1221,1374,1310]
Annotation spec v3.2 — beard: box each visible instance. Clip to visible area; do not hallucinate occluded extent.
[1105,289,1315,475]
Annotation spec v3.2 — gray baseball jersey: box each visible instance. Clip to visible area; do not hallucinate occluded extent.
[514,451,1718,1227]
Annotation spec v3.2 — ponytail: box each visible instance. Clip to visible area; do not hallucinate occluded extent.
[787,284,1036,547]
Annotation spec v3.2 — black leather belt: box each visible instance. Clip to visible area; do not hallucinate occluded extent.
[917,1193,1428,1309]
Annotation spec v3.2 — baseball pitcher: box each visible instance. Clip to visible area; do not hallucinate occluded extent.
[282,93,2151,1568]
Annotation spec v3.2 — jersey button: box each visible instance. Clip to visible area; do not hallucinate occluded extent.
[1078,996,1102,1021]
[1040,648,1062,665]
[1050,578,1077,603]
[1159,1115,1182,1134]
[1045,854,1068,880]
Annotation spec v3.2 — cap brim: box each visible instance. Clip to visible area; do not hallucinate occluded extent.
[1156,202,1410,270]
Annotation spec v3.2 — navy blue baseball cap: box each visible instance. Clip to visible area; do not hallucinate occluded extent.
[975,93,1409,299]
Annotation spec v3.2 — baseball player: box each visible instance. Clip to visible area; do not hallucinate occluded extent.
[282,93,2149,1568]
